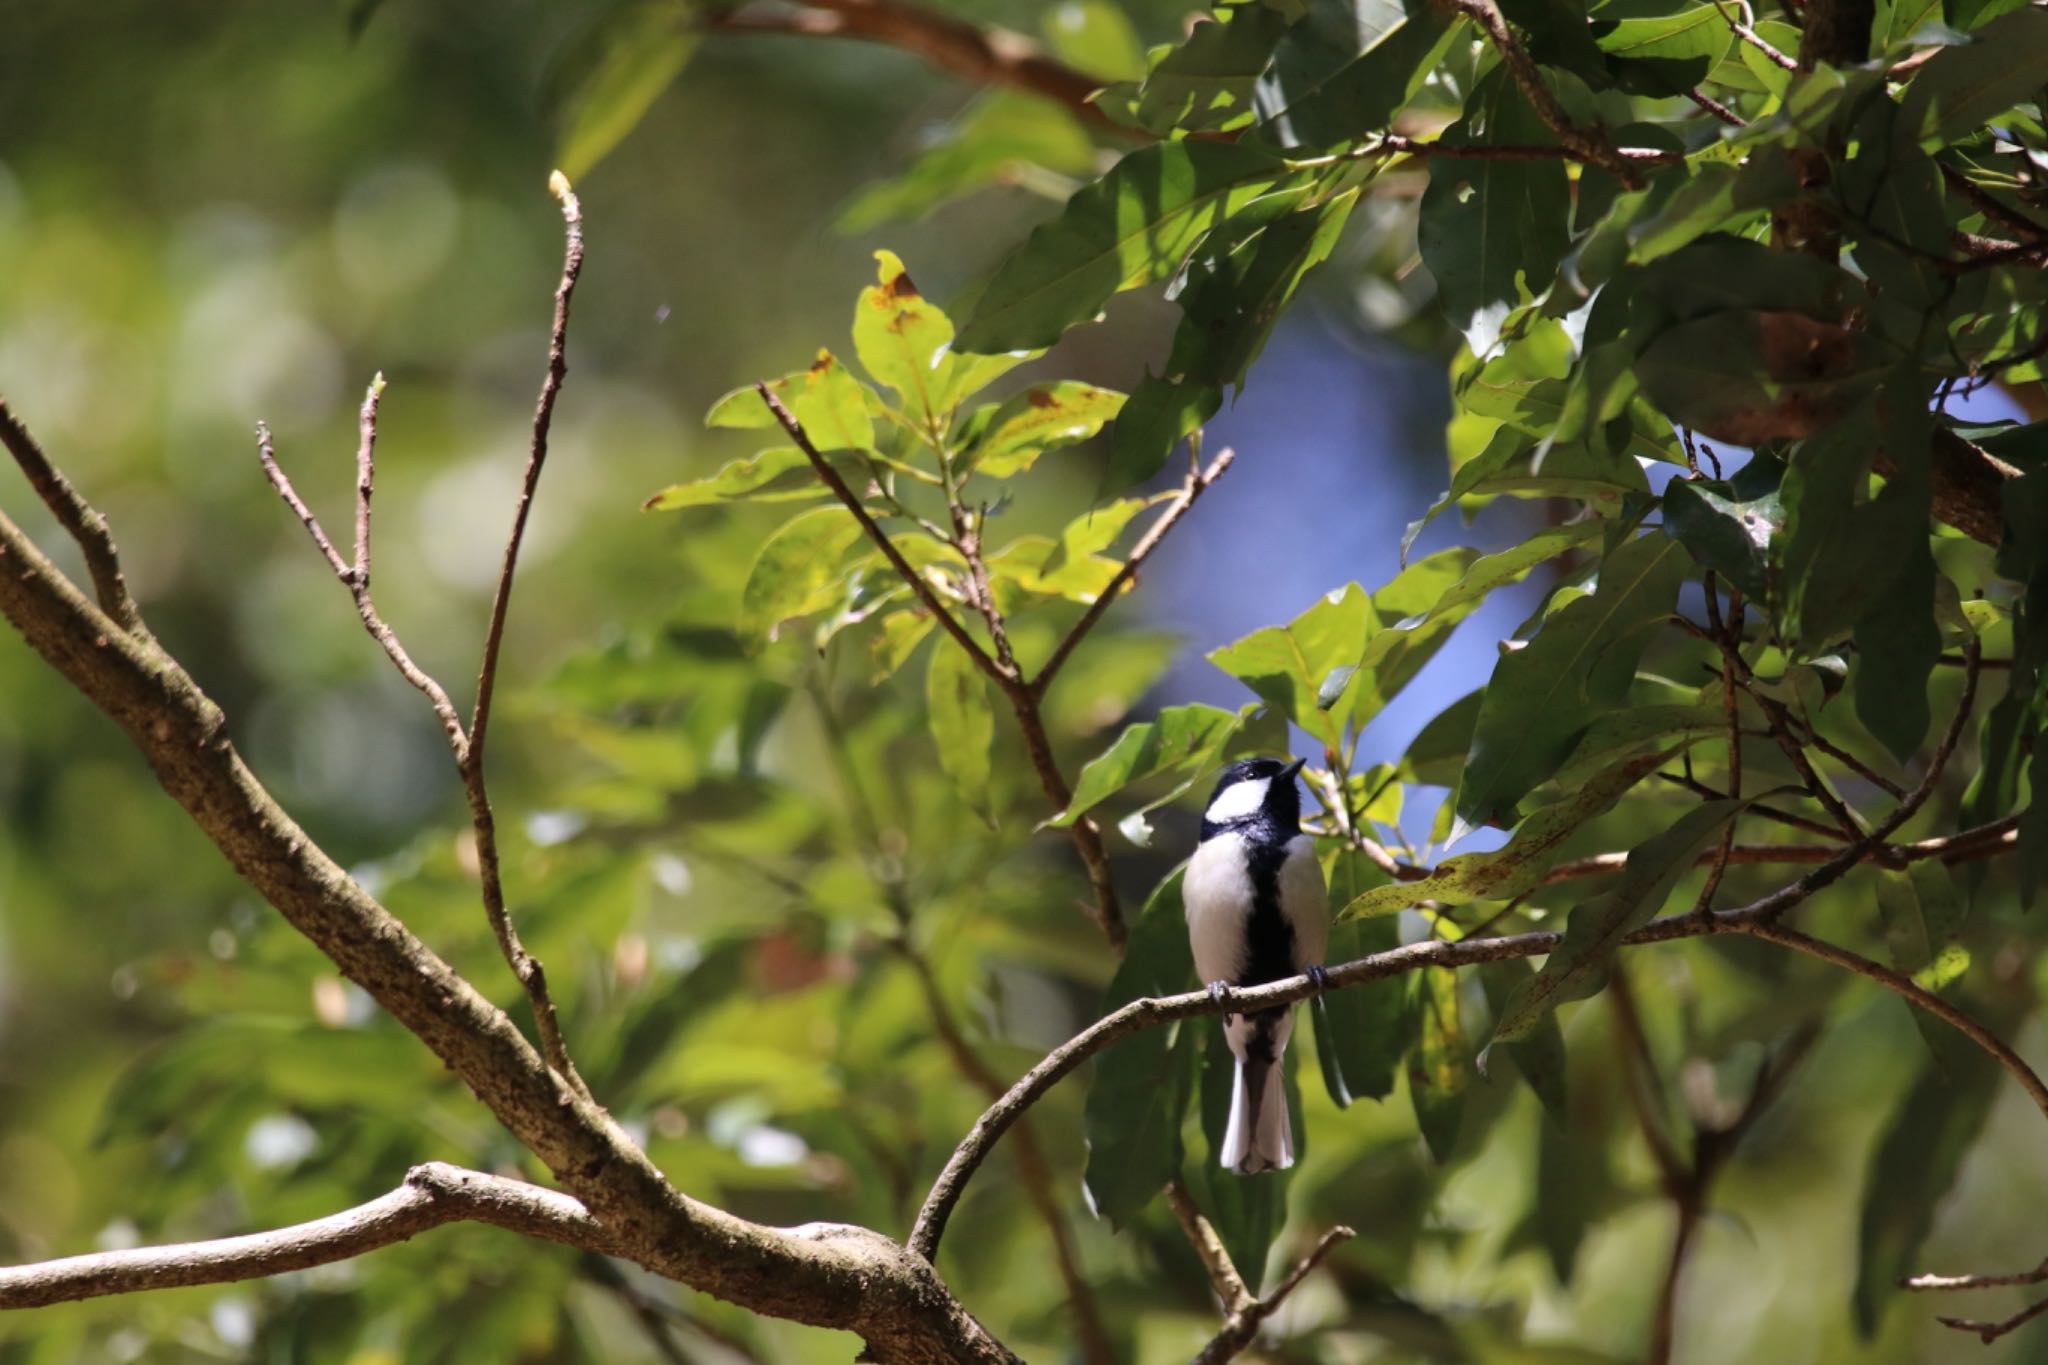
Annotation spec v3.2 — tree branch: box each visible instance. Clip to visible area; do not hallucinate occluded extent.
[0,1164,615,1309]
[1166,1179,1254,1315]
[763,384,1128,946]
[909,811,2042,1260]
[257,380,470,753]
[1031,445,1233,698]
[1189,1225,1355,1365]
[700,0,1126,134]
[0,398,150,638]
[1441,0,1646,186]
[460,171,591,1102]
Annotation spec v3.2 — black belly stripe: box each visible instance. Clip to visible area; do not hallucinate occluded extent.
[1236,819,1297,1061]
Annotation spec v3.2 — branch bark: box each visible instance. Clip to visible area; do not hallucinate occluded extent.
[0,1164,616,1309]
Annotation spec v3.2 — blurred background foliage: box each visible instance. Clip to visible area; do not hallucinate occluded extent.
[2,1,2047,1363]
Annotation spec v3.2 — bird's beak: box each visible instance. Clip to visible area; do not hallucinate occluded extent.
[1282,757,1306,780]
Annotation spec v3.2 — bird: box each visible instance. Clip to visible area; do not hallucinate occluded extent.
[1183,756,1329,1174]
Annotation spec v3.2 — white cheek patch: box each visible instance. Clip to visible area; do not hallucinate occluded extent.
[1205,777,1270,824]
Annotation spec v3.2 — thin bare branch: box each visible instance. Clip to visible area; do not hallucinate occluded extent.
[1712,0,1799,68]
[457,172,592,1102]
[0,1164,613,1309]
[1935,1296,2048,1344]
[1032,445,1234,697]
[1609,968,1687,1197]
[256,383,470,753]
[0,397,149,637]
[1685,87,1747,127]
[1905,1258,2048,1292]
[1190,1225,1355,1365]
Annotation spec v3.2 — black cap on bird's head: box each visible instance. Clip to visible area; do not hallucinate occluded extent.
[1201,756,1306,838]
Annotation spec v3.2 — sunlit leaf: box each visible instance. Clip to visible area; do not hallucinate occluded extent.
[553,2,698,180]
[1408,966,1467,1163]
[1050,703,1249,828]
[1209,582,1374,749]
[738,506,866,647]
[970,381,1126,477]
[854,250,958,425]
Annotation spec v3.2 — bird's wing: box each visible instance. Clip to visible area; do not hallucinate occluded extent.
[1280,834,1330,969]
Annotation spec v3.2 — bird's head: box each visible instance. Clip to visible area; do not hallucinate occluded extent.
[1201,756,1306,838]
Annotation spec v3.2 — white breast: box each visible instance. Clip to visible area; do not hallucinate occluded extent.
[1184,832,1253,986]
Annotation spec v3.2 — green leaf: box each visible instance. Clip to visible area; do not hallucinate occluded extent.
[1208,583,1375,748]
[1257,0,1459,149]
[1051,703,1250,828]
[1896,6,2048,150]
[1479,959,1568,1118]
[1780,385,1933,649]
[1552,703,1728,787]
[1313,862,1411,1106]
[926,641,995,824]
[957,140,1289,353]
[1456,532,1690,828]
[553,2,698,180]
[706,350,877,452]
[1404,689,1484,787]
[1408,966,1468,1163]
[1853,532,1940,761]
[1661,474,1783,601]
[970,381,1126,477]
[1417,68,1572,351]
[1343,750,1675,918]
[1085,874,1199,1228]
[1134,6,1291,133]
[1042,0,1148,81]
[853,250,958,425]
[836,91,1098,232]
[737,506,866,647]
[1489,799,1746,1044]
[1634,310,1891,447]
[644,446,853,510]
[1594,2,1730,60]
[1853,1017,2015,1335]
[1106,374,1222,491]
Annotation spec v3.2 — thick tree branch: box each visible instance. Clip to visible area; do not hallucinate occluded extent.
[0,1164,615,1309]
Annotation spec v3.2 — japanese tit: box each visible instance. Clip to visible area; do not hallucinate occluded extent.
[1183,757,1329,1174]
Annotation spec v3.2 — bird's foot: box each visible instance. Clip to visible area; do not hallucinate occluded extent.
[1306,964,1330,994]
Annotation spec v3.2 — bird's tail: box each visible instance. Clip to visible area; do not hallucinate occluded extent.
[1221,1044,1293,1174]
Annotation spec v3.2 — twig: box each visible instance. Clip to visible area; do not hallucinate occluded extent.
[1167,1179,1254,1314]
[1363,134,1679,167]
[1685,88,1747,127]
[0,1164,613,1308]
[701,0,1128,135]
[1694,580,1744,914]
[1711,0,1798,69]
[257,384,469,753]
[0,398,149,637]
[1939,163,2048,241]
[892,940,1116,1365]
[1443,0,1646,186]
[1739,918,2048,1120]
[1904,1258,2048,1292]
[1032,445,1233,697]
[763,384,1127,945]
[761,385,1003,682]
[1657,771,1847,842]
[1935,1296,2048,1344]
[1189,1225,1355,1365]
[455,171,593,1102]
